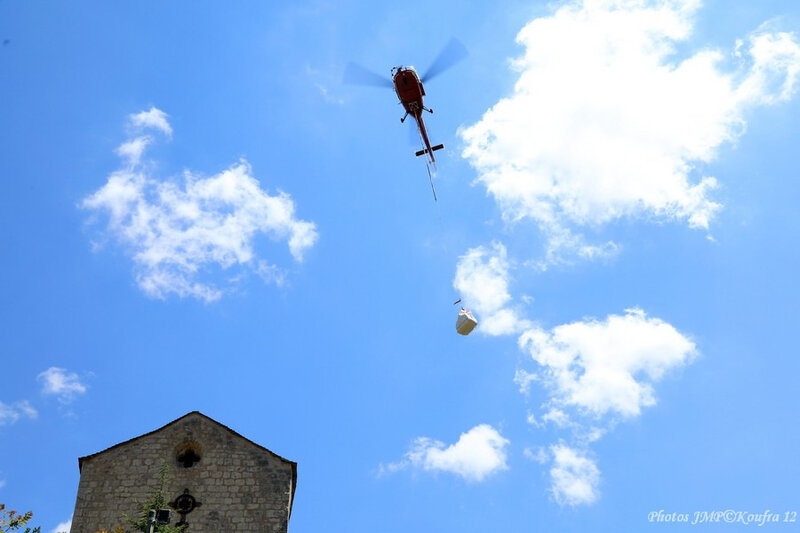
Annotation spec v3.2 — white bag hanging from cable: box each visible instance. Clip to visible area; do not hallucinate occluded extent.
[456,308,478,336]
[453,299,478,336]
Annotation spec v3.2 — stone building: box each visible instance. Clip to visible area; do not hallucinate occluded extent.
[70,411,296,532]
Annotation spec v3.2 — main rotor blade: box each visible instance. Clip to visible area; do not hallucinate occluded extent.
[343,62,393,88]
[421,38,468,83]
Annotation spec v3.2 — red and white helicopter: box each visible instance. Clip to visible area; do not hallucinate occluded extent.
[345,39,467,200]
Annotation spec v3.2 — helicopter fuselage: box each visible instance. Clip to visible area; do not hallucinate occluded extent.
[392,66,442,164]
[392,66,426,114]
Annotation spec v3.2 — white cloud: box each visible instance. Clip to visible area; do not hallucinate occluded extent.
[83,110,318,301]
[453,243,530,335]
[130,107,172,137]
[0,408,14,426]
[514,369,538,395]
[37,367,87,404]
[500,303,695,505]
[383,424,509,482]
[550,444,600,506]
[460,0,800,261]
[520,308,696,419]
[52,517,72,533]
[255,260,287,286]
[15,400,38,419]
[0,400,38,426]
[523,446,549,465]
[541,407,572,428]
[115,136,151,167]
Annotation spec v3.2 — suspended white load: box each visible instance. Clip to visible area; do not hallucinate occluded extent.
[456,309,478,336]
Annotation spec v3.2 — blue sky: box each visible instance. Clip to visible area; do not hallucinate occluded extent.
[1,0,800,531]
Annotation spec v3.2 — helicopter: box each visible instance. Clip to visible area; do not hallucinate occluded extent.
[392,65,442,164]
[344,38,467,199]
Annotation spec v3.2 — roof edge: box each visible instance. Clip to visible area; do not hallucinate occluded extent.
[78,411,297,474]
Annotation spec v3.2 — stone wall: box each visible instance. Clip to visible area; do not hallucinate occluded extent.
[70,412,295,532]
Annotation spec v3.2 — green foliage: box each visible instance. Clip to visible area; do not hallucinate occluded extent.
[123,462,186,533]
[0,504,41,533]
